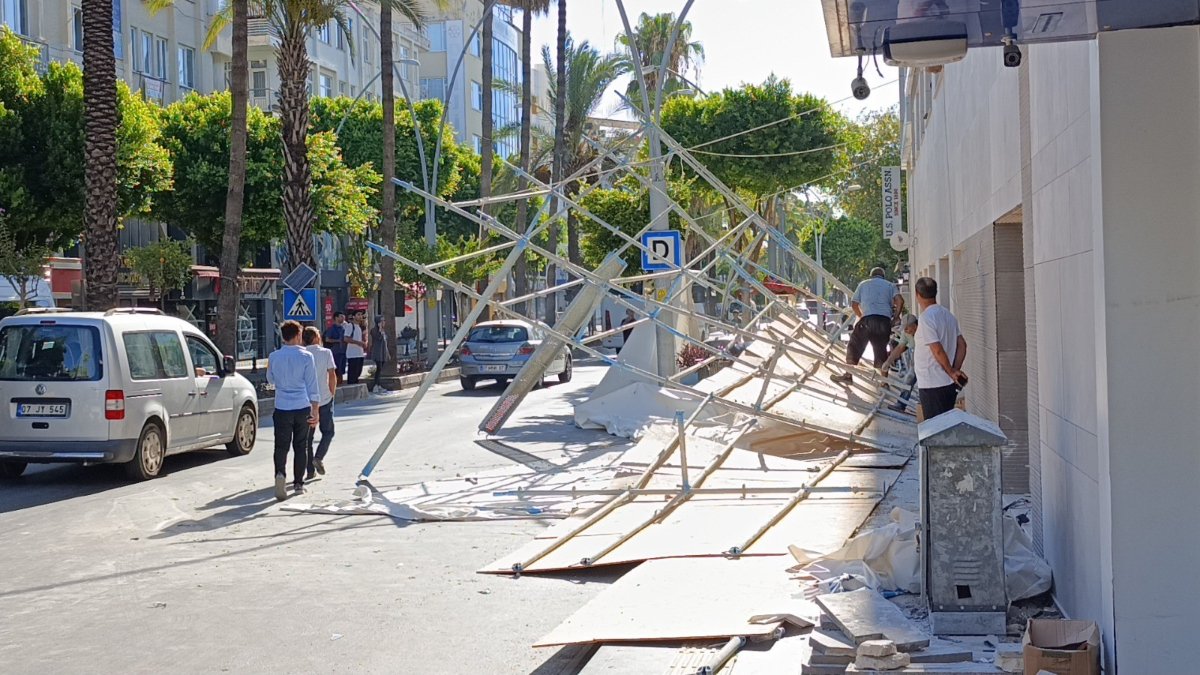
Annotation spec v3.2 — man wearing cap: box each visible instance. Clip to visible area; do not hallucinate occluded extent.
[832,267,902,384]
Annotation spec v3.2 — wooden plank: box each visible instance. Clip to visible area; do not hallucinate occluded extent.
[534,557,816,647]
[815,589,931,652]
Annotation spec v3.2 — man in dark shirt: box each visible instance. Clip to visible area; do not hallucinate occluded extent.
[324,311,347,383]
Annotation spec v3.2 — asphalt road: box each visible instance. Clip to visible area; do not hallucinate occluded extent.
[0,362,628,674]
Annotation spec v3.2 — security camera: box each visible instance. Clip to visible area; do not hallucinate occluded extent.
[851,76,871,101]
[1003,42,1022,68]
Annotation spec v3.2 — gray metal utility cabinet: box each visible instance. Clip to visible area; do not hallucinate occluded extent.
[918,409,1009,636]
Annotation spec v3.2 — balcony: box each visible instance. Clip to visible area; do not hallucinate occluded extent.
[249,88,277,112]
[248,16,280,48]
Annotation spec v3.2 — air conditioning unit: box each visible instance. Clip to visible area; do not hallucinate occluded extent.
[883,20,969,67]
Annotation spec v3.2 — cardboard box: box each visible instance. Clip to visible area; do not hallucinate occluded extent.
[1023,619,1101,675]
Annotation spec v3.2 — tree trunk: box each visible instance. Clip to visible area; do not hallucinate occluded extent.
[546,0,567,325]
[480,5,494,220]
[216,0,249,358]
[380,1,397,377]
[513,6,533,314]
[81,0,120,310]
[567,186,580,267]
[278,23,316,271]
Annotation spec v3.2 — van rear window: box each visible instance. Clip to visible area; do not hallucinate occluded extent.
[0,324,103,381]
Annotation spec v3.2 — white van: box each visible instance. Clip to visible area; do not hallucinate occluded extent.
[599,291,645,351]
[0,308,258,480]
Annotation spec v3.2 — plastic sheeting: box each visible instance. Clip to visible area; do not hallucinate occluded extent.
[573,382,705,438]
[790,509,1053,602]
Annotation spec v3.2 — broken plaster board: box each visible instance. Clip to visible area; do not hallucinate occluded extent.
[815,588,931,652]
[534,557,814,647]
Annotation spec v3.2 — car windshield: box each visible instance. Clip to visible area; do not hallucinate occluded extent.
[0,324,103,381]
[467,325,529,343]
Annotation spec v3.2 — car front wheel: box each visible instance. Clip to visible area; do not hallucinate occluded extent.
[0,462,27,479]
[226,405,257,456]
[125,422,166,481]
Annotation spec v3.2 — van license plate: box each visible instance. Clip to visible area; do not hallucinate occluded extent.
[17,404,68,418]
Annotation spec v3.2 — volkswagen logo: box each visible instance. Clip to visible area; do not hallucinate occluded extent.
[35,384,46,395]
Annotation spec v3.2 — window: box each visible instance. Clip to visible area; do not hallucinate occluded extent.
[319,73,333,98]
[177,45,195,89]
[316,21,330,44]
[473,135,482,155]
[123,332,188,380]
[426,21,445,52]
[154,36,168,80]
[130,28,141,72]
[338,80,347,96]
[467,325,527,343]
[494,5,513,24]
[0,325,102,382]
[470,32,480,57]
[72,7,83,52]
[140,31,153,75]
[362,24,372,63]
[420,77,444,102]
[471,80,482,111]
[251,69,266,97]
[2,0,27,36]
[185,336,219,376]
[335,23,345,50]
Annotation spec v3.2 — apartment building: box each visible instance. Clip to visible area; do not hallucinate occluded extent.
[3,0,423,109]
[418,1,522,157]
[819,5,1200,671]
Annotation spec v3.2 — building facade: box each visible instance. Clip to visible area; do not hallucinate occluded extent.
[419,1,522,157]
[900,24,1200,672]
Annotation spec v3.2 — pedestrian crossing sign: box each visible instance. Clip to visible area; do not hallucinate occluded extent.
[283,288,317,322]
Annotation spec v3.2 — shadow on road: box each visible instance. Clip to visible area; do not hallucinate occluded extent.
[148,486,279,540]
[0,449,236,515]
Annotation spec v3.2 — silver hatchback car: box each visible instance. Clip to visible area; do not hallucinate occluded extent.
[458,320,572,391]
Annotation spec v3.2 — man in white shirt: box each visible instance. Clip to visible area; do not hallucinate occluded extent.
[913,277,968,420]
[302,327,338,479]
[344,312,367,384]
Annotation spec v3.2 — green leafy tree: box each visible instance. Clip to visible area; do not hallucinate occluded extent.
[836,108,906,277]
[0,31,172,251]
[660,76,843,201]
[124,238,195,309]
[795,215,881,289]
[577,177,687,272]
[0,214,50,309]
[155,92,378,262]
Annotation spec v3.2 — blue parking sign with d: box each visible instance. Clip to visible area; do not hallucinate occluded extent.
[283,288,317,322]
[641,230,682,271]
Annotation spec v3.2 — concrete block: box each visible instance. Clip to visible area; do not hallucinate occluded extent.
[860,640,898,658]
[995,643,1023,673]
[856,652,911,670]
[930,611,1008,636]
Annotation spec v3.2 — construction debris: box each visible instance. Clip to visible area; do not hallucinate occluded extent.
[816,589,932,652]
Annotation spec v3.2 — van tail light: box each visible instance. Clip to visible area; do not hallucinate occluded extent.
[459,345,472,357]
[105,390,126,421]
[518,344,535,356]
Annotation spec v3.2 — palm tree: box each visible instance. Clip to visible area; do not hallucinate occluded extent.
[617,11,704,106]
[479,4,494,218]
[503,0,550,313]
[216,0,249,358]
[377,1,439,376]
[545,0,567,324]
[81,0,121,309]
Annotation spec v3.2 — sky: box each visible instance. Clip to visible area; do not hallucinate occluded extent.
[526,0,900,120]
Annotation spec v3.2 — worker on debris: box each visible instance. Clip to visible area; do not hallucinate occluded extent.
[913,277,968,419]
[879,314,919,413]
[832,267,902,384]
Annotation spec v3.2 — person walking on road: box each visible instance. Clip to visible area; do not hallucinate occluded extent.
[266,321,320,501]
[618,309,636,354]
[324,312,347,384]
[913,277,968,420]
[303,327,337,478]
[344,312,367,384]
[833,267,902,384]
[369,315,391,394]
